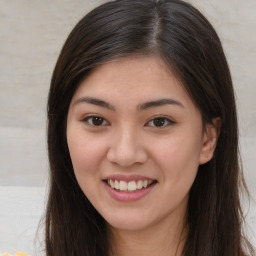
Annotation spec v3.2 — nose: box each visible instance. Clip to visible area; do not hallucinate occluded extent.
[106,126,148,167]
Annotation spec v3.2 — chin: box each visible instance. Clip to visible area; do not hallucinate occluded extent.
[108,219,151,232]
[102,210,156,232]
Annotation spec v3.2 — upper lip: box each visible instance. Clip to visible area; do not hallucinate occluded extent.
[103,174,156,182]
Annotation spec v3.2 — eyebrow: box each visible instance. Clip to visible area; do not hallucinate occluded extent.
[138,98,184,111]
[74,97,116,110]
[73,97,184,111]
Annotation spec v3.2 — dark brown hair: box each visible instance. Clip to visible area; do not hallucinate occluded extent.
[45,0,254,255]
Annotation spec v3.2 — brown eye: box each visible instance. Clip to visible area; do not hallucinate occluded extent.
[153,118,166,127]
[147,116,174,128]
[84,116,108,126]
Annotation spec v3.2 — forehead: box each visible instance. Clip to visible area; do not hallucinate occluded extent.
[71,55,194,109]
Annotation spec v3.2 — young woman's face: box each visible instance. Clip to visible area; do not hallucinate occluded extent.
[67,56,212,232]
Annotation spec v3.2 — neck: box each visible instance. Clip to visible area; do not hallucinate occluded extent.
[108,214,187,256]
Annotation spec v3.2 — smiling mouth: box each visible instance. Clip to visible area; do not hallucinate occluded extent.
[105,179,157,193]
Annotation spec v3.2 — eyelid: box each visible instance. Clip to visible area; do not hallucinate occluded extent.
[146,115,175,128]
[81,114,110,126]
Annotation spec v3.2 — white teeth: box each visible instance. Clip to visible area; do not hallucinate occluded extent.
[114,180,120,190]
[137,180,143,189]
[109,180,114,189]
[119,180,128,191]
[128,181,137,192]
[107,179,154,192]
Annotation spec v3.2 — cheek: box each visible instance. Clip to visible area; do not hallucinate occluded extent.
[67,134,107,204]
[67,128,105,182]
[70,142,99,169]
[148,131,202,183]
[153,133,201,163]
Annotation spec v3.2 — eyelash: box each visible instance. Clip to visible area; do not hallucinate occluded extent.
[82,115,175,128]
[82,115,109,127]
[146,116,175,128]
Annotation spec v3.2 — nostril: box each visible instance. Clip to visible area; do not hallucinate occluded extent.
[107,148,140,167]
[106,142,148,167]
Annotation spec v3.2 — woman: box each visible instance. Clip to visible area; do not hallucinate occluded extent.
[45,0,254,255]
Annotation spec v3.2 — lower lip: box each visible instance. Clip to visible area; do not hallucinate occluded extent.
[103,181,156,202]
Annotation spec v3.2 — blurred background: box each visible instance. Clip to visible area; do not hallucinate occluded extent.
[0,0,255,254]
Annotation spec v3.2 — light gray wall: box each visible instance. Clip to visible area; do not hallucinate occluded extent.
[0,0,107,186]
[0,0,255,253]
[1,0,255,190]
[2,0,255,194]
[192,0,256,200]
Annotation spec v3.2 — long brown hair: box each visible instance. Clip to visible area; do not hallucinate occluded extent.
[45,0,254,255]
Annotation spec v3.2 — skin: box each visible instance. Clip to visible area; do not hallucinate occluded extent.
[67,55,219,256]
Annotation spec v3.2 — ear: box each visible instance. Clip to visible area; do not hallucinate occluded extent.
[199,117,221,165]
